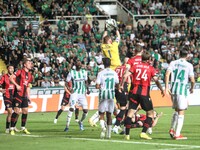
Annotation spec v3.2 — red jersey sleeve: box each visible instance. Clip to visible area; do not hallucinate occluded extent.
[15,70,21,77]
[0,75,5,85]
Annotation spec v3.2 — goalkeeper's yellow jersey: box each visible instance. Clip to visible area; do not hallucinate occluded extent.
[101,38,121,70]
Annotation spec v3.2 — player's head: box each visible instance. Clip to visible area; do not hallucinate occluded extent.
[180,47,189,58]
[23,58,32,70]
[7,64,14,75]
[135,44,143,54]
[75,60,82,70]
[103,35,112,44]
[141,51,151,62]
[102,57,111,68]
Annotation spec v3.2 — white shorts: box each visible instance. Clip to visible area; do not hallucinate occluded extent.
[171,94,188,110]
[98,99,114,113]
[69,93,88,110]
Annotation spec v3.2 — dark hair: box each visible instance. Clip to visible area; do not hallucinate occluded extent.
[7,64,14,69]
[102,57,111,68]
[142,51,151,61]
[180,47,188,58]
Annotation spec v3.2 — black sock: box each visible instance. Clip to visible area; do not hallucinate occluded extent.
[6,121,10,129]
[14,120,18,127]
[125,117,132,135]
[75,108,79,120]
[21,114,28,127]
[55,109,63,119]
[115,109,125,126]
[11,112,18,128]
[142,117,153,133]
[131,123,141,128]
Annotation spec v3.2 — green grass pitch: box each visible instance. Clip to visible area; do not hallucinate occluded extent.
[0,106,200,150]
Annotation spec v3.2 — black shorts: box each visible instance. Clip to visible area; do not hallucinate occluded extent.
[115,90,128,107]
[13,94,29,108]
[128,93,153,111]
[115,83,128,107]
[61,92,70,106]
[3,96,13,110]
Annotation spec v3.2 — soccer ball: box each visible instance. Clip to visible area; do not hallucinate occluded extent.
[105,18,117,31]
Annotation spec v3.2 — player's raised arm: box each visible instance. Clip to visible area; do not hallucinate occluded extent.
[115,29,120,42]
[102,23,108,43]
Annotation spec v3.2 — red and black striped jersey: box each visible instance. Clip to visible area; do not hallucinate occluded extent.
[15,69,33,97]
[127,55,142,68]
[115,65,126,82]
[129,62,157,96]
[0,74,15,99]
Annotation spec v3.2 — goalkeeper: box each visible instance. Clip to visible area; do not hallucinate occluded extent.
[101,19,121,70]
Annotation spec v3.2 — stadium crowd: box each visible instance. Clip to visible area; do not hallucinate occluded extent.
[119,0,200,17]
[0,0,200,88]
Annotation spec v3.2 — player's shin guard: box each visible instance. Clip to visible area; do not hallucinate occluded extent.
[142,117,152,133]
[115,109,125,126]
[11,112,18,128]
[80,112,88,122]
[100,120,106,130]
[6,121,10,129]
[106,125,112,139]
[125,117,132,135]
[66,111,73,127]
[55,109,63,119]
[75,108,79,120]
[175,115,184,136]
[21,114,27,127]
[171,112,178,130]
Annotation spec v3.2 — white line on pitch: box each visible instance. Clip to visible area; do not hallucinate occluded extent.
[2,134,200,149]
[69,137,200,149]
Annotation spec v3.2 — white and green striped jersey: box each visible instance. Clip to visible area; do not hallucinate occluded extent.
[96,68,119,100]
[66,69,88,94]
[167,59,194,96]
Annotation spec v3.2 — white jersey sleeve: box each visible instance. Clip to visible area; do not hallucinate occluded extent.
[96,71,101,85]
[66,71,72,82]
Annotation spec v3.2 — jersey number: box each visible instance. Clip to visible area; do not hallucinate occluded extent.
[173,69,185,82]
[135,69,148,81]
[115,68,124,78]
[105,78,114,89]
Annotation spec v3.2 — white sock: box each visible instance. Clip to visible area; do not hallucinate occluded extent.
[100,120,106,130]
[93,116,99,124]
[21,127,25,130]
[80,112,88,122]
[90,111,99,122]
[66,111,73,127]
[106,125,112,138]
[171,112,178,130]
[175,115,184,136]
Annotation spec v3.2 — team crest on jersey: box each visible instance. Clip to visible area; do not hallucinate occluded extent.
[6,104,10,108]
[63,102,65,105]
[15,103,19,107]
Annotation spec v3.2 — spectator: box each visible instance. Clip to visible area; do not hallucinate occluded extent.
[41,78,51,88]
[82,21,91,35]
